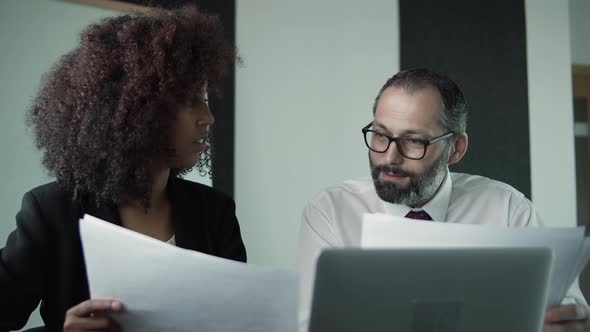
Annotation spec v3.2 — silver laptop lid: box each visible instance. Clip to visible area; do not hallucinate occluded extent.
[309,247,552,332]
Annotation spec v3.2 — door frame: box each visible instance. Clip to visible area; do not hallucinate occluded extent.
[573,65,590,191]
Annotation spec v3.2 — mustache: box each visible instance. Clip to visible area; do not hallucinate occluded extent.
[373,164,414,177]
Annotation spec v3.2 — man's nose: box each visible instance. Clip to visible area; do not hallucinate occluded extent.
[381,141,404,164]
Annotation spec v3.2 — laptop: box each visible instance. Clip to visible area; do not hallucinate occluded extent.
[309,248,552,332]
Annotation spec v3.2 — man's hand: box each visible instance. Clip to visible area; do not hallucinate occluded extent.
[544,304,590,332]
[64,299,123,332]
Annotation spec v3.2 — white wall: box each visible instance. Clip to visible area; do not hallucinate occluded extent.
[570,0,590,65]
[526,0,577,227]
[235,0,399,268]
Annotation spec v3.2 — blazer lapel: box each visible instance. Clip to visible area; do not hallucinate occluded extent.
[82,198,122,226]
[167,177,214,254]
[79,179,213,254]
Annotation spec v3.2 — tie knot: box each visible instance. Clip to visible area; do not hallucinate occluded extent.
[405,210,433,221]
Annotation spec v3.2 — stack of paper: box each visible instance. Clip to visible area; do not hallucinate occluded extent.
[361,213,590,307]
[79,214,298,332]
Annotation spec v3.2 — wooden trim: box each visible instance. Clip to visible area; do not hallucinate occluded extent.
[60,0,153,13]
[573,65,590,98]
[573,77,590,98]
[574,65,590,77]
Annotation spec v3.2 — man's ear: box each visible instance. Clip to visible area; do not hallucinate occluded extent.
[448,132,468,165]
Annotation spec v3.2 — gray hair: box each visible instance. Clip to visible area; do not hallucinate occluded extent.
[372,68,467,134]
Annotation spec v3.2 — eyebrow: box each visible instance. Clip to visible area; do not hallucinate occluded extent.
[372,121,431,137]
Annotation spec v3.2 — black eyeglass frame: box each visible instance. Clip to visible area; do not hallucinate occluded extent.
[361,122,455,160]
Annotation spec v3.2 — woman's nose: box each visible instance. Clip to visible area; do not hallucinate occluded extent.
[197,103,215,126]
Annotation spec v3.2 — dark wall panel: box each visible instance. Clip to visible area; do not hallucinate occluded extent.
[399,0,531,197]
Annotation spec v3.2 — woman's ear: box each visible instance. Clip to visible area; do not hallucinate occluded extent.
[447,132,468,165]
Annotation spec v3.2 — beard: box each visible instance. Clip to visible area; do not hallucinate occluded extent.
[370,147,450,207]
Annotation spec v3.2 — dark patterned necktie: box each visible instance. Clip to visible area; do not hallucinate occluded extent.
[405,210,433,221]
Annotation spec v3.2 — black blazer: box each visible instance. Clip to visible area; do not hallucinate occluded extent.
[0,178,247,331]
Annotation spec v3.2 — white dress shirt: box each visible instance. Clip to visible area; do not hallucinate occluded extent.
[298,170,588,329]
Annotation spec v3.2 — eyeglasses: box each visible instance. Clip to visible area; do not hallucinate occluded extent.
[361,122,454,160]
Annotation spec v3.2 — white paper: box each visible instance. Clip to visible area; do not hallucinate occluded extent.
[361,213,588,307]
[79,214,297,332]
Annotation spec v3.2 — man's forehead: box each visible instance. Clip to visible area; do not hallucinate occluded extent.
[380,85,444,106]
[372,120,433,136]
[374,86,445,135]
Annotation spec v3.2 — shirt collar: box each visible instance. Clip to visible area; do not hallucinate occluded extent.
[382,168,452,222]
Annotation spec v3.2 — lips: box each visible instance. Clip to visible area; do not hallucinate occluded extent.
[383,171,405,177]
[376,165,411,177]
[381,170,407,179]
[192,133,208,144]
[190,134,208,153]
[376,165,412,182]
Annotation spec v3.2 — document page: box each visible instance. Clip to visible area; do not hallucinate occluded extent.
[79,214,297,332]
[361,213,589,307]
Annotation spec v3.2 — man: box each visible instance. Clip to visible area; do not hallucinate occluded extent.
[298,68,589,331]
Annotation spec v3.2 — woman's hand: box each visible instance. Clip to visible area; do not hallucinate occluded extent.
[64,299,123,332]
[544,304,590,332]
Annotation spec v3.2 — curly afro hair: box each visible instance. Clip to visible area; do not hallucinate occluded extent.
[27,5,235,205]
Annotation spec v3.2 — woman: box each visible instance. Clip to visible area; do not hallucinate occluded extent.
[0,5,246,331]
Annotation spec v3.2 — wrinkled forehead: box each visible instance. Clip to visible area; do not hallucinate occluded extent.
[374,85,445,135]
